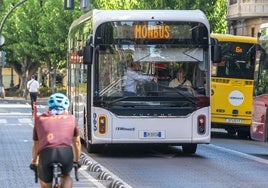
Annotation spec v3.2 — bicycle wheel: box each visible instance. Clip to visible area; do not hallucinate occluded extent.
[54,183,60,188]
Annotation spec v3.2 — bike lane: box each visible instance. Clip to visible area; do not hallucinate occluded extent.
[0,108,105,188]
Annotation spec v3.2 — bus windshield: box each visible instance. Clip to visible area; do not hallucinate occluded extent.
[94,45,208,108]
[93,21,209,108]
[212,42,255,79]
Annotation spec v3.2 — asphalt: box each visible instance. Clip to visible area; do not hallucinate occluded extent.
[0,97,129,188]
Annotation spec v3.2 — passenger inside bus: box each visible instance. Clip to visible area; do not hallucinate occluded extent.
[169,68,194,93]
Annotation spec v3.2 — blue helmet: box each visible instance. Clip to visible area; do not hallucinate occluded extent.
[47,93,70,110]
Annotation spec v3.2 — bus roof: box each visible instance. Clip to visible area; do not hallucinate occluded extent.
[211,33,257,44]
[69,9,210,33]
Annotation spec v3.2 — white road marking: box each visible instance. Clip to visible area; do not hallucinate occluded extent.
[0,119,7,123]
[0,104,46,108]
[78,166,107,188]
[209,144,268,165]
[18,118,33,123]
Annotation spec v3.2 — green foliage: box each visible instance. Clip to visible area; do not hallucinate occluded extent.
[40,85,66,97]
[39,85,52,97]
[92,0,227,33]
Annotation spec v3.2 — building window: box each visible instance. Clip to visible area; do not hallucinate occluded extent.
[251,27,255,37]
[230,0,237,5]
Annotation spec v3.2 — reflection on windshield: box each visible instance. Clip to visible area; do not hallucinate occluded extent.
[96,44,209,106]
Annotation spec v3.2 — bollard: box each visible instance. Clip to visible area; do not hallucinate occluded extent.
[84,160,92,165]
[87,163,102,172]
[109,179,125,188]
[98,171,112,180]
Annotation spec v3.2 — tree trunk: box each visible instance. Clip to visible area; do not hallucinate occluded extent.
[18,56,40,99]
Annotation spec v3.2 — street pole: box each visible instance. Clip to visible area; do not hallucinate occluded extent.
[0,0,28,88]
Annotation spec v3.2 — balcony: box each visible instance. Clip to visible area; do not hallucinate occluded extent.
[227,0,268,20]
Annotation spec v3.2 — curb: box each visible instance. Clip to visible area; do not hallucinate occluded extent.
[80,153,129,188]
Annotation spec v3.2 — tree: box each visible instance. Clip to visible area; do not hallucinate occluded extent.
[0,0,227,97]
[91,0,227,33]
[1,0,41,97]
[1,0,83,96]
[36,0,83,93]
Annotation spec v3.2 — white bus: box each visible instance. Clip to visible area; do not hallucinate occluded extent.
[67,9,220,154]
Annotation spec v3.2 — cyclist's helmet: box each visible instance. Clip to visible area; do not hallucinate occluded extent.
[47,93,69,110]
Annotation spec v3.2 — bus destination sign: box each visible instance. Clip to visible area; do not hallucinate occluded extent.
[135,25,170,39]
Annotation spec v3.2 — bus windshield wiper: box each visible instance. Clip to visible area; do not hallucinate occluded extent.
[105,96,133,106]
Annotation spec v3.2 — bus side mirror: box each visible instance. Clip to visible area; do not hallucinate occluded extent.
[212,45,222,63]
[83,45,93,65]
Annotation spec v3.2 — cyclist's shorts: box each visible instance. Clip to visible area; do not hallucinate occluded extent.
[38,147,74,183]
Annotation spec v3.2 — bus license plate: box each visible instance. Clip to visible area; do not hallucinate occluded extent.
[139,131,165,139]
[225,118,244,123]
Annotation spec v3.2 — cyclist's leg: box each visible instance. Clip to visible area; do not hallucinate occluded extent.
[57,147,74,188]
[60,174,73,188]
[38,148,55,187]
[39,180,52,188]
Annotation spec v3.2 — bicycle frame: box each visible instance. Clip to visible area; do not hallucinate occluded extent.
[51,162,79,188]
[52,163,62,188]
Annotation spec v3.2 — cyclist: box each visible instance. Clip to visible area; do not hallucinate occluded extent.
[30,93,81,188]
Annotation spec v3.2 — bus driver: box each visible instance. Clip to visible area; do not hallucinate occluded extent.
[124,61,158,96]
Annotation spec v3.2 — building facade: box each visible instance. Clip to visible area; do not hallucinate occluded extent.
[227,0,268,37]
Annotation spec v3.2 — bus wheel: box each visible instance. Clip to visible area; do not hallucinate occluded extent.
[237,130,250,139]
[182,144,197,154]
[86,142,99,153]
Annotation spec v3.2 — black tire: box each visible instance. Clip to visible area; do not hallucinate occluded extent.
[86,142,100,153]
[237,130,250,139]
[182,144,197,154]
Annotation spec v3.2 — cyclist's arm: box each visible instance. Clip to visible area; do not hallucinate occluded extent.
[72,136,81,162]
[32,140,39,164]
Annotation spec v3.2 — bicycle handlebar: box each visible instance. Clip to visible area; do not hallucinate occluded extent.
[29,164,38,183]
[73,162,81,181]
[29,162,80,183]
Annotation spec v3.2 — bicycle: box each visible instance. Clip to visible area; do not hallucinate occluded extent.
[30,162,80,187]
[51,162,62,188]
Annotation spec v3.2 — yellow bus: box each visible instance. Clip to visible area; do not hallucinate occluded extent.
[211,34,257,138]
